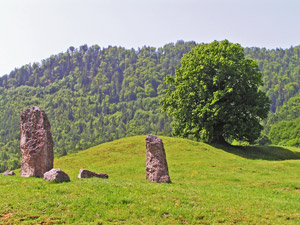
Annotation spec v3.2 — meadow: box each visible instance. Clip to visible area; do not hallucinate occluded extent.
[1,136,300,224]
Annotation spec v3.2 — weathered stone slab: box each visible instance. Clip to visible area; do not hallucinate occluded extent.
[2,170,15,176]
[145,134,171,183]
[20,106,54,177]
[43,168,70,182]
[78,169,108,179]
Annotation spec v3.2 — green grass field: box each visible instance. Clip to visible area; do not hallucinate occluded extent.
[1,136,300,224]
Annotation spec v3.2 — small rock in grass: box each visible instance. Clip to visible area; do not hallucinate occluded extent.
[3,170,15,176]
[78,169,108,179]
[43,168,70,182]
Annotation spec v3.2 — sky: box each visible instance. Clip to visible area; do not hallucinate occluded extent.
[0,0,300,76]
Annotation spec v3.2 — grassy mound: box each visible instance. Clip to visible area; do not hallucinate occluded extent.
[1,136,300,224]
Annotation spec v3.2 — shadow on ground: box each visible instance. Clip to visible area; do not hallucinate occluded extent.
[211,144,300,161]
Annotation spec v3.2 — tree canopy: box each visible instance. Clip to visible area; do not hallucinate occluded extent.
[162,40,271,144]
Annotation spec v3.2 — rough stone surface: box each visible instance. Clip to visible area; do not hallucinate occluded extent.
[3,170,15,176]
[43,168,70,182]
[78,169,108,179]
[145,134,171,183]
[20,106,54,177]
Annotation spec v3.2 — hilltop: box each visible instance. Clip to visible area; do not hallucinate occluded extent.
[1,136,300,224]
[1,41,300,172]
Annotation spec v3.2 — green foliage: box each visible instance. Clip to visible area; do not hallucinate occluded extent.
[244,46,300,147]
[244,46,300,112]
[269,117,300,147]
[2,136,300,224]
[0,42,196,172]
[265,95,300,147]
[162,40,270,144]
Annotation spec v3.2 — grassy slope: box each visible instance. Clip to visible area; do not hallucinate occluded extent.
[1,136,300,224]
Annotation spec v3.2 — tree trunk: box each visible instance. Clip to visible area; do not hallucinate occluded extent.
[211,135,228,145]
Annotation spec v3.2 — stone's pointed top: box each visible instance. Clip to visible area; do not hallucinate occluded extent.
[32,106,42,112]
[146,134,157,138]
[146,134,162,144]
[146,134,159,139]
[20,106,48,124]
[21,106,42,114]
[145,135,164,152]
[32,105,41,110]
[146,134,158,140]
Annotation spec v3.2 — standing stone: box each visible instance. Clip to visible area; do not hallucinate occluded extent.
[20,106,54,177]
[78,169,108,179]
[145,134,171,183]
[43,168,70,182]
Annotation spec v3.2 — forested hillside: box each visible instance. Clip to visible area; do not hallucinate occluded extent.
[244,47,300,146]
[0,41,196,171]
[1,41,300,172]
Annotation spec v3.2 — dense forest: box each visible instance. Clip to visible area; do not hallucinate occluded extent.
[0,41,300,172]
[244,47,300,146]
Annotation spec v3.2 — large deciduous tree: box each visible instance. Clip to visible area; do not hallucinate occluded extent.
[162,40,270,144]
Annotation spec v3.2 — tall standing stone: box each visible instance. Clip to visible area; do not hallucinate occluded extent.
[145,134,171,183]
[20,106,54,177]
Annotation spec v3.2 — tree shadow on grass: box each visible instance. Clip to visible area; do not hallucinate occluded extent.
[210,143,300,161]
